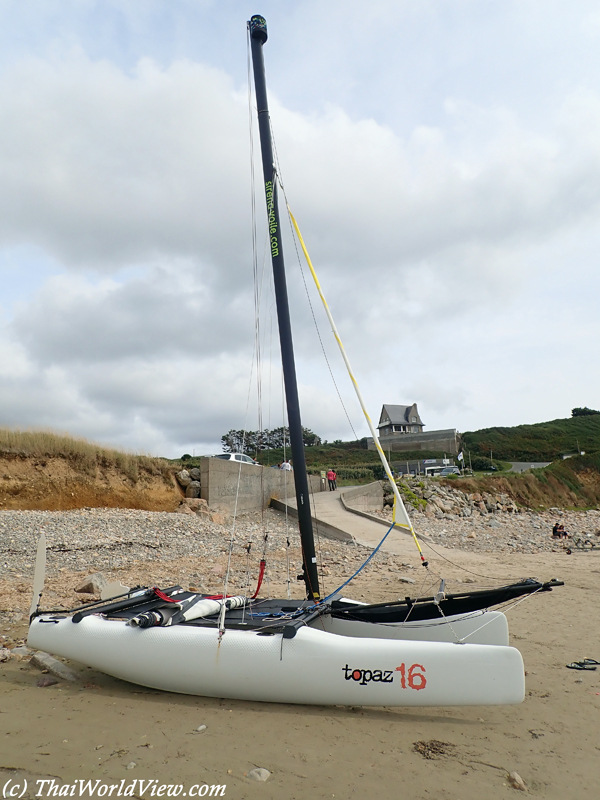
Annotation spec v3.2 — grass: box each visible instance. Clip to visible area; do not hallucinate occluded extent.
[462,414,600,461]
[0,428,171,484]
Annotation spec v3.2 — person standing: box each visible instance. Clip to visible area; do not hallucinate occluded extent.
[326,468,337,491]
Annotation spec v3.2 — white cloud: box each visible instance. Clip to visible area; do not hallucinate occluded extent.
[1,7,600,455]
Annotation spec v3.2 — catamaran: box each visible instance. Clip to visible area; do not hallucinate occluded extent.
[28,15,562,706]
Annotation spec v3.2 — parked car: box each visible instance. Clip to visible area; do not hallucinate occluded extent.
[212,453,260,465]
[438,466,460,477]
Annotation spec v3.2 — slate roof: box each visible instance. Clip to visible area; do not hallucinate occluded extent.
[378,403,424,427]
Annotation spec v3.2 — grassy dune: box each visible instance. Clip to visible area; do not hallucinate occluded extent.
[0,428,170,484]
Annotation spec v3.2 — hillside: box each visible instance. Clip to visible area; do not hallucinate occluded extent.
[440,452,600,510]
[462,414,600,461]
[0,429,178,511]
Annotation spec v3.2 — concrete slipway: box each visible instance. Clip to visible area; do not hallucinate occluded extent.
[272,482,431,561]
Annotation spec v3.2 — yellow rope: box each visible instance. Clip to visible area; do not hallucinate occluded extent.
[288,207,426,564]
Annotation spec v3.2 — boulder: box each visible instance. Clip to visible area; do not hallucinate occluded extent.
[75,573,107,595]
[31,651,81,682]
[176,503,195,515]
[184,498,208,510]
[186,481,201,498]
[189,468,201,481]
[176,470,192,487]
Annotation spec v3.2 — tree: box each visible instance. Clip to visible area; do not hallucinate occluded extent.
[181,453,192,461]
[302,427,321,447]
[221,426,321,453]
[571,407,600,417]
[221,430,248,453]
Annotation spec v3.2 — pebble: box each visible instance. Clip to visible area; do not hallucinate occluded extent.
[11,645,32,657]
[36,674,60,687]
[0,508,306,579]
[195,725,207,734]
[246,768,271,782]
[126,762,136,770]
[507,771,527,791]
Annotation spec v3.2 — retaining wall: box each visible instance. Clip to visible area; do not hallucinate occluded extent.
[339,482,384,512]
[200,458,323,514]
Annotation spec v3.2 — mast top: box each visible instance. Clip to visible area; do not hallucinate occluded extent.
[249,15,268,43]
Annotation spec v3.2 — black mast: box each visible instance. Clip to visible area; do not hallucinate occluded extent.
[248,15,320,601]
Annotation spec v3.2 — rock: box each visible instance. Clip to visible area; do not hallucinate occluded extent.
[101,581,130,601]
[189,468,201,481]
[126,762,137,770]
[185,481,201,498]
[209,512,227,525]
[176,470,192,487]
[507,771,527,791]
[184,498,208,510]
[398,577,416,584]
[246,768,271,782]
[31,651,81,682]
[0,648,12,662]
[10,645,32,658]
[75,573,107,595]
[176,503,195,515]
[195,725,207,733]
[36,674,60,687]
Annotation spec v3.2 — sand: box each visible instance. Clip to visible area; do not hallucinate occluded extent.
[1,533,599,799]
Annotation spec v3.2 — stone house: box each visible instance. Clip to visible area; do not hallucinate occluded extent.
[377,403,425,437]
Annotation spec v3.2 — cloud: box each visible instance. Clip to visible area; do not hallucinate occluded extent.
[0,54,251,272]
[1,40,600,454]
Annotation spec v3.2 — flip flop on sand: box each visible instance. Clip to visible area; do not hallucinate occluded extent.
[566,662,597,670]
[581,659,600,665]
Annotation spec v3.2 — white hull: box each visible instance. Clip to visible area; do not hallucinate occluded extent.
[321,609,509,645]
[29,614,524,706]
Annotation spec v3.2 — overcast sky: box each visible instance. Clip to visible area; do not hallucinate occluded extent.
[1,0,599,458]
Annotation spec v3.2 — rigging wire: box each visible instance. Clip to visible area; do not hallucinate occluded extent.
[269,121,360,443]
[218,29,269,632]
[419,537,534,583]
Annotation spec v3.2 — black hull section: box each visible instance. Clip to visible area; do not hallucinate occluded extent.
[331,579,563,624]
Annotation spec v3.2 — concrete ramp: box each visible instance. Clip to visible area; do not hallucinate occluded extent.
[274,484,425,559]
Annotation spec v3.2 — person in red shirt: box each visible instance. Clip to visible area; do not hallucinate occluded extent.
[326,468,337,491]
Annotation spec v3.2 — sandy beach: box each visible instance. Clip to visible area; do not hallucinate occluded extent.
[1,509,599,799]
